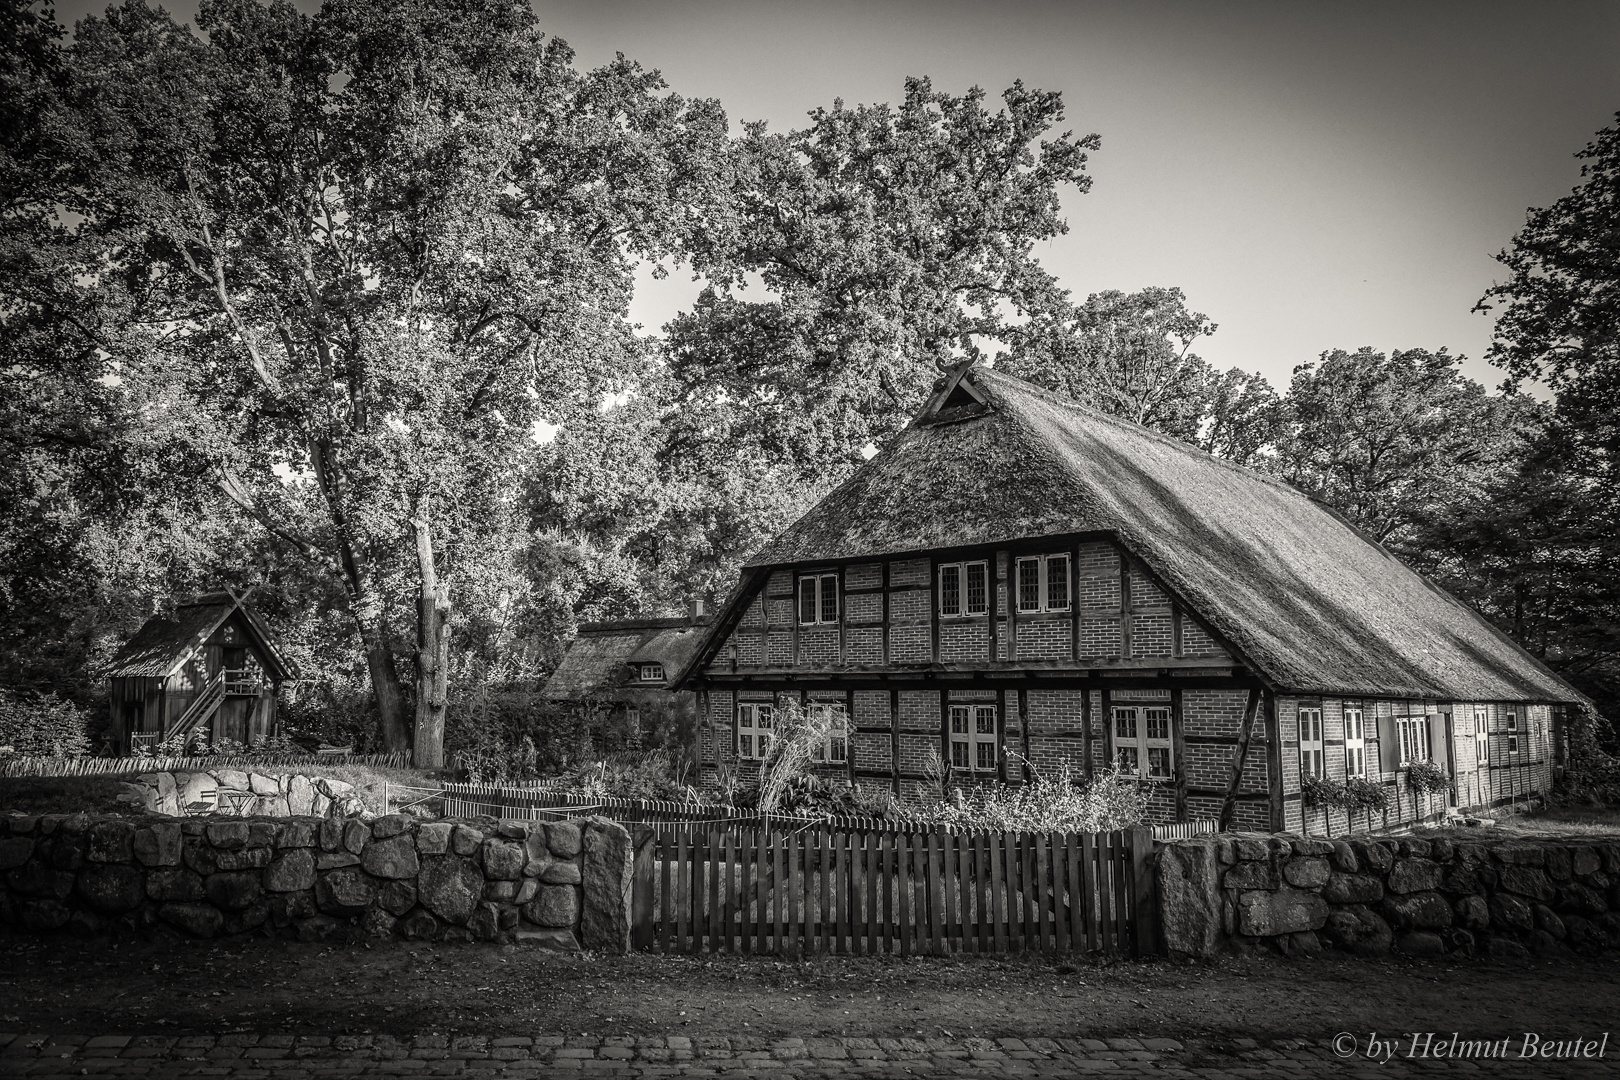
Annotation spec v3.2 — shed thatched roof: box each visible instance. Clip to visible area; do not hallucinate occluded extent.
[712,364,1582,704]
[106,593,295,681]
[544,616,711,701]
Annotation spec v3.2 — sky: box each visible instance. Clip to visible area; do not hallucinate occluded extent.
[50,0,1620,392]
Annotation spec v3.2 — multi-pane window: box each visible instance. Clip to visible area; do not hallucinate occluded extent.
[1396,716,1431,765]
[798,572,839,625]
[638,663,664,682]
[1344,707,1366,777]
[736,703,773,761]
[1474,708,1489,765]
[938,561,990,617]
[1298,708,1324,779]
[1015,553,1071,613]
[810,702,848,764]
[1113,705,1173,781]
[1506,710,1519,755]
[949,704,999,772]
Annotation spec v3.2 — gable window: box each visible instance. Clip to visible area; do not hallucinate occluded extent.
[1298,708,1324,779]
[638,663,664,682]
[809,702,848,764]
[1474,708,1489,765]
[948,704,999,772]
[1396,716,1431,765]
[1506,709,1519,755]
[798,572,839,625]
[1344,707,1366,778]
[737,703,773,761]
[1113,705,1173,781]
[938,561,989,617]
[1015,553,1071,613]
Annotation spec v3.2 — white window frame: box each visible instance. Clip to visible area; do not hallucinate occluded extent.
[1298,707,1324,780]
[1396,715,1431,766]
[1113,705,1173,781]
[809,702,848,764]
[1344,706,1366,778]
[798,572,839,626]
[638,662,664,682]
[1506,709,1519,755]
[1015,553,1071,614]
[948,703,999,773]
[736,702,774,761]
[938,560,990,618]
[1474,708,1489,766]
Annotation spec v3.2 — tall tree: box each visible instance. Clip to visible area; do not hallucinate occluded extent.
[1472,113,1620,727]
[665,77,1100,478]
[1272,348,1532,547]
[11,0,731,760]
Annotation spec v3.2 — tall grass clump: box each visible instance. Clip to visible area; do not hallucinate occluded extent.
[930,756,1151,833]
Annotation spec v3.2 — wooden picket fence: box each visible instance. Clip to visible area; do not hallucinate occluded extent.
[628,823,1156,957]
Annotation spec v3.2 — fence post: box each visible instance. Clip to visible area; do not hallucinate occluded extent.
[1129,826,1157,957]
[632,826,656,952]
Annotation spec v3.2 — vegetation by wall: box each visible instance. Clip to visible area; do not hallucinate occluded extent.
[1158,831,1620,961]
[0,811,633,952]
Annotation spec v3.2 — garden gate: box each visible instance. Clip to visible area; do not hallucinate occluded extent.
[628,824,1156,957]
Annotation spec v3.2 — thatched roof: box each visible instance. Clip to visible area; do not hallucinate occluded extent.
[106,593,295,681]
[544,616,711,701]
[705,364,1582,704]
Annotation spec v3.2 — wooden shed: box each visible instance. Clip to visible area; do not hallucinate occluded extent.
[106,591,296,754]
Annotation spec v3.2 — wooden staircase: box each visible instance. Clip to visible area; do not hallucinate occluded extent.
[164,671,226,749]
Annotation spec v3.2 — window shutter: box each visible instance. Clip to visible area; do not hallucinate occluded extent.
[1377,712,1401,774]
[1428,713,1451,772]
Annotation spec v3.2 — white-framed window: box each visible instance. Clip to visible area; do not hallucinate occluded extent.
[736,702,773,761]
[1113,705,1173,781]
[1015,553,1071,613]
[938,561,990,617]
[1298,707,1324,779]
[626,705,641,731]
[810,702,848,764]
[1474,708,1489,765]
[798,572,839,625]
[1396,716,1431,765]
[638,662,664,682]
[1506,709,1519,755]
[948,703,999,772]
[1344,706,1366,777]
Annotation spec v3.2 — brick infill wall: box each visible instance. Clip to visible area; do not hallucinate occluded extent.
[0,812,633,951]
[1159,831,1620,961]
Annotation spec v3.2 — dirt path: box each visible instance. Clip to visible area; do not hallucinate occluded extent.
[1,936,1614,1048]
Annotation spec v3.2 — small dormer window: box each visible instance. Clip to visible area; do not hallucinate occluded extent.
[639,663,664,682]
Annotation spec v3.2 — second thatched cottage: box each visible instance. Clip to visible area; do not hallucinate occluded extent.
[673,362,1585,833]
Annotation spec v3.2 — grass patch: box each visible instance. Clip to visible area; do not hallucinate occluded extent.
[0,776,134,816]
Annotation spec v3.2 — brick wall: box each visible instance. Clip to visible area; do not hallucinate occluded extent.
[938,620,989,662]
[1015,616,1071,661]
[796,628,840,666]
[845,563,882,590]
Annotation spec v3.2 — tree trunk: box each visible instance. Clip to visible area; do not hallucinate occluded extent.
[365,632,410,752]
[412,496,452,770]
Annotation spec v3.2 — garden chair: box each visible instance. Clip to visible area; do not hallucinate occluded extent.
[216,789,257,816]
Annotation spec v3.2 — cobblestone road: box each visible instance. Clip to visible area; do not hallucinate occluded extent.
[0,1031,1611,1078]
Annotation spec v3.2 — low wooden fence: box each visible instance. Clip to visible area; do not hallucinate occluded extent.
[0,750,412,779]
[628,823,1155,957]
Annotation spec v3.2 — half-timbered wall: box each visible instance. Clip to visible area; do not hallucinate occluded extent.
[692,538,1557,827]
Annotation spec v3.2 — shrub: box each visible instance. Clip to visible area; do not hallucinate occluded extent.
[1405,760,1452,795]
[562,750,698,801]
[1342,775,1391,813]
[926,757,1151,833]
[0,689,94,756]
[1301,775,1349,808]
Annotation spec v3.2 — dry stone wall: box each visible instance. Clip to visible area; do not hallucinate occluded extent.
[1158,831,1620,962]
[117,771,364,818]
[0,811,633,952]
